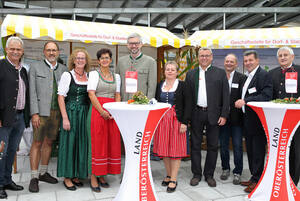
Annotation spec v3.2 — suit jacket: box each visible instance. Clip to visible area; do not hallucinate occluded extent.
[0,59,30,127]
[29,60,67,116]
[115,53,157,101]
[243,67,273,135]
[229,71,246,126]
[184,66,230,125]
[155,80,187,124]
[269,64,300,99]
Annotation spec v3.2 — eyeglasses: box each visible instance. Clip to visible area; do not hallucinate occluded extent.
[199,54,212,58]
[128,42,141,46]
[45,49,58,53]
[100,57,111,60]
[75,57,86,61]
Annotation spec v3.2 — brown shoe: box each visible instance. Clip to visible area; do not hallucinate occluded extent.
[190,177,201,186]
[244,182,257,193]
[240,180,252,186]
[39,172,58,184]
[29,178,39,193]
[205,177,216,187]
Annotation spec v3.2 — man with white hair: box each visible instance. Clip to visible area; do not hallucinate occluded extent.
[0,36,30,199]
[115,33,157,101]
[269,47,300,186]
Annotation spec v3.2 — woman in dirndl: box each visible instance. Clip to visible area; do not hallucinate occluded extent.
[87,48,121,192]
[57,49,91,190]
[153,61,188,193]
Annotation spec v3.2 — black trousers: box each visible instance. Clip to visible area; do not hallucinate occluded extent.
[244,117,267,183]
[190,107,219,179]
[290,128,300,186]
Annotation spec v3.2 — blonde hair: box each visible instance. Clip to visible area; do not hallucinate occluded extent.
[68,49,91,72]
[164,61,179,71]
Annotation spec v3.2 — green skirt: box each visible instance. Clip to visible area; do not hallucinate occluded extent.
[57,102,89,179]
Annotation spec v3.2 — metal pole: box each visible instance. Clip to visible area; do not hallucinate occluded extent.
[148,12,150,27]
[223,13,226,30]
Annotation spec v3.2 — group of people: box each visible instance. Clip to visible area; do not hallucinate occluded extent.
[0,31,299,200]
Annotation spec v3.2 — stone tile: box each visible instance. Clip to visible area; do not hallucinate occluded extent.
[182,186,224,200]
[56,188,95,201]
[11,173,21,183]
[20,172,31,183]
[17,192,56,201]
[157,190,194,201]
[215,195,248,201]
[4,195,17,201]
[215,183,247,198]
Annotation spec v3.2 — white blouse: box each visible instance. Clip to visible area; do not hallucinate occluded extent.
[162,79,179,92]
[87,70,121,92]
[57,70,88,97]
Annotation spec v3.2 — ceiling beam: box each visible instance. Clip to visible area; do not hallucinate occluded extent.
[72,0,80,19]
[112,0,131,23]
[131,0,157,25]
[185,0,239,31]
[150,0,185,26]
[92,0,104,22]
[167,0,211,30]
[228,0,294,29]
[0,7,299,15]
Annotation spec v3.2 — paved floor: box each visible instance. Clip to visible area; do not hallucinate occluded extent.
[6,150,299,201]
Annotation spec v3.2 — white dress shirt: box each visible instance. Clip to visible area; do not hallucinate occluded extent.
[197,65,211,107]
[228,71,235,93]
[241,65,259,112]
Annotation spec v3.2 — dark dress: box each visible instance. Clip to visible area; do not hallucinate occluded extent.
[57,73,89,179]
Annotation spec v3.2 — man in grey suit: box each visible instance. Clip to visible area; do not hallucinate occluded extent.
[28,42,67,193]
[115,33,157,101]
[184,47,230,187]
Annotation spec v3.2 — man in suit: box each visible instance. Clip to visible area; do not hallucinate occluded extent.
[219,54,246,185]
[269,47,300,186]
[235,50,272,193]
[185,47,230,187]
[115,33,157,101]
[0,36,30,199]
[28,41,67,193]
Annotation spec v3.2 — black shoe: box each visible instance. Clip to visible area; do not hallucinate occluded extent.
[166,181,177,193]
[39,172,58,184]
[97,178,109,188]
[4,181,24,191]
[29,178,39,193]
[90,182,101,193]
[63,181,76,191]
[71,179,83,187]
[0,187,7,199]
[161,176,171,186]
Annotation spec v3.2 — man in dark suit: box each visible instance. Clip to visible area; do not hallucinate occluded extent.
[0,36,30,199]
[235,50,272,193]
[219,54,246,185]
[269,47,300,186]
[185,47,230,187]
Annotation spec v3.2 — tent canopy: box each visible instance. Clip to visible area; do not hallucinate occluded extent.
[1,14,190,48]
[188,27,300,49]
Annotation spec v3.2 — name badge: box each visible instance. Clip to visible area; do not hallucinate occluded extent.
[248,87,257,94]
[231,83,239,89]
[285,72,298,93]
[125,71,138,93]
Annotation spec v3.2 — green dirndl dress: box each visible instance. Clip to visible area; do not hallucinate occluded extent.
[57,73,90,179]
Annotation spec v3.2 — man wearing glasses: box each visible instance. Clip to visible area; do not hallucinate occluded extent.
[28,41,67,193]
[184,47,229,187]
[116,33,157,101]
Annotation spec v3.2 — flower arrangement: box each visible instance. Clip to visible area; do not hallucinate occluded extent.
[272,97,300,104]
[127,91,149,105]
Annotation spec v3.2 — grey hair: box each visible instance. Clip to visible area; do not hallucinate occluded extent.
[243,50,259,59]
[277,47,294,57]
[6,36,24,48]
[164,61,179,71]
[127,33,142,43]
[198,47,213,55]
